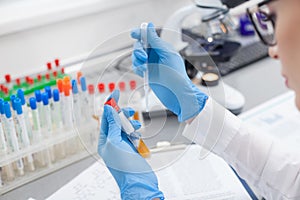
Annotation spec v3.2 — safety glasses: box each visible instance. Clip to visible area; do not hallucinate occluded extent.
[246,0,277,46]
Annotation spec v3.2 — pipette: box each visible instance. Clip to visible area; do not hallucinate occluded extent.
[140,22,150,112]
[105,97,150,158]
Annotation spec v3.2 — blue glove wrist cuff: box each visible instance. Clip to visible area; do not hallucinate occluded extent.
[178,84,208,122]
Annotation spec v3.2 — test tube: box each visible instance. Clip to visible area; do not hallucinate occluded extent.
[0,100,15,182]
[95,82,107,119]
[35,90,44,129]
[71,80,81,126]
[87,84,95,117]
[52,89,66,158]
[79,77,90,121]
[14,99,35,172]
[56,79,65,124]
[3,102,25,176]
[105,98,150,158]
[17,89,33,141]
[41,92,55,163]
[140,22,150,112]
[62,81,77,154]
[29,97,47,167]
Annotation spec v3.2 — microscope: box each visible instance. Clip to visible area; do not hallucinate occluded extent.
[159,0,250,114]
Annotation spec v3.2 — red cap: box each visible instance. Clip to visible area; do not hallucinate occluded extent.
[25,76,31,83]
[16,78,21,86]
[53,71,58,77]
[45,73,50,80]
[37,74,42,81]
[104,98,120,112]
[129,80,136,90]
[28,78,34,85]
[88,84,95,94]
[3,86,9,95]
[0,84,4,91]
[98,83,105,93]
[55,59,60,67]
[5,74,11,83]
[57,79,63,93]
[108,82,115,92]
[118,82,126,92]
[61,68,65,74]
[47,62,52,70]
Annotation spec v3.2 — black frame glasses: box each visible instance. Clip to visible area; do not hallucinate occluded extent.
[246,0,277,46]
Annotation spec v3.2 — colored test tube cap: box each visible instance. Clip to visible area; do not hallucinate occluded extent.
[0,99,4,114]
[16,78,21,86]
[10,95,17,110]
[80,77,87,92]
[55,59,60,67]
[14,98,23,115]
[118,82,126,92]
[72,80,79,94]
[53,71,58,77]
[29,97,37,110]
[108,83,115,92]
[104,98,120,112]
[98,83,105,93]
[35,90,42,102]
[4,101,12,118]
[53,89,60,102]
[37,74,42,82]
[4,74,11,83]
[42,92,49,105]
[57,79,63,93]
[129,80,136,90]
[88,84,94,95]
[77,72,82,84]
[63,82,71,96]
[47,62,52,70]
[17,89,26,105]
[45,86,52,99]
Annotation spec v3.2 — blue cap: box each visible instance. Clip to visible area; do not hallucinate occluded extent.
[80,77,87,92]
[17,89,26,105]
[53,89,60,102]
[29,97,37,110]
[45,86,52,99]
[0,99,4,115]
[14,98,23,115]
[10,95,17,110]
[72,80,79,94]
[35,90,42,102]
[4,102,12,118]
[42,92,49,105]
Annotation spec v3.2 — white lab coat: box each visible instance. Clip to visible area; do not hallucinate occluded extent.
[183,98,300,200]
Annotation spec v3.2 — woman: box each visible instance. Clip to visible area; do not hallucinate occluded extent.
[98,0,300,199]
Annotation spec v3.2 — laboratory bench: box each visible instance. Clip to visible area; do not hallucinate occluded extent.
[1,57,289,200]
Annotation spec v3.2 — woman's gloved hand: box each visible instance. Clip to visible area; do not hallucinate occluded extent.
[98,90,164,200]
[131,23,208,122]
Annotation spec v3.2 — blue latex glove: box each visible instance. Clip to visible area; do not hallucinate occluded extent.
[98,90,164,200]
[131,23,208,122]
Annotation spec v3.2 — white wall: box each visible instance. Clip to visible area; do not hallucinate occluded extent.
[0,0,192,79]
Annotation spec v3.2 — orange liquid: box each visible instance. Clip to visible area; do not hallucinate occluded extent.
[137,139,151,158]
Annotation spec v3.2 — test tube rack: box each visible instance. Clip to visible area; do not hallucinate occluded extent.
[0,123,98,194]
[0,58,146,194]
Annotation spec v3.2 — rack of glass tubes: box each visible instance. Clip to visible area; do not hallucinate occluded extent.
[0,59,96,194]
[0,59,144,193]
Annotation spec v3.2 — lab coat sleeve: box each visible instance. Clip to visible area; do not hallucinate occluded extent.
[182,98,300,200]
